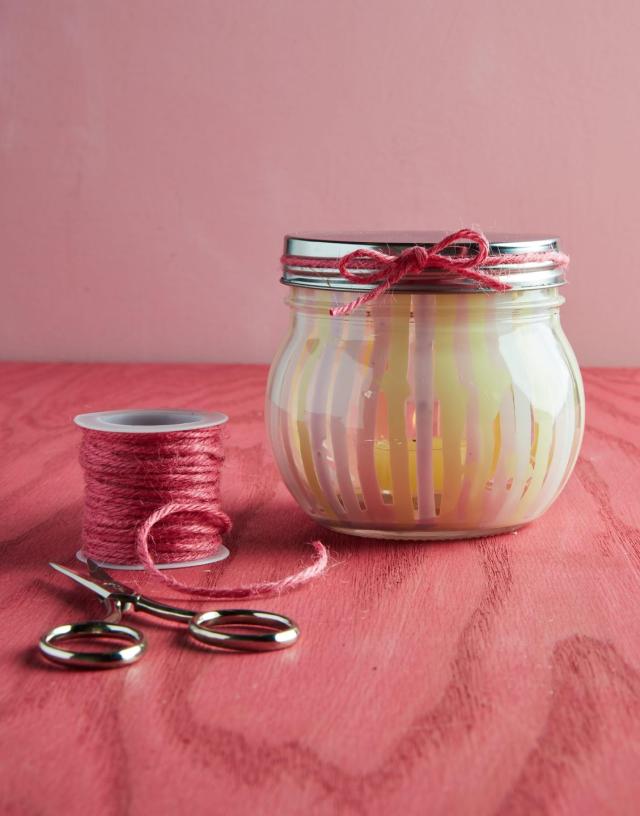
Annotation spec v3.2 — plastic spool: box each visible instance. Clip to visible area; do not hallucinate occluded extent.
[74,409,230,570]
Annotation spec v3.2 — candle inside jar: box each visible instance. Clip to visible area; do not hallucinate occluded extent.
[372,436,448,505]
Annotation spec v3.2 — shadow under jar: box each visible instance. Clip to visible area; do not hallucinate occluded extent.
[266,231,584,540]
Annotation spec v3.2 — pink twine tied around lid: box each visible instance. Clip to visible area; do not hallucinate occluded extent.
[79,425,328,599]
[281,228,570,316]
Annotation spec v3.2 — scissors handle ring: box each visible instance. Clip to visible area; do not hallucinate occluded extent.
[39,621,147,668]
[190,609,300,652]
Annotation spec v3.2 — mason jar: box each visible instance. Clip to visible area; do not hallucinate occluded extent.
[266,231,584,540]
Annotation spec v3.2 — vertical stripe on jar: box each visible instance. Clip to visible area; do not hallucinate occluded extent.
[294,290,337,519]
[535,387,575,514]
[329,305,365,518]
[532,325,576,515]
[269,297,319,513]
[494,307,536,525]
[436,294,466,520]
[356,300,393,520]
[496,383,533,525]
[482,387,516,523]
[307,300,348,519]
[454,296,482,524]
[465,296,512,526]
[413,293,436,521]
[380,295,414,524]
[545,337,585,500]
[476,295,515,524]
[520,322,575,517]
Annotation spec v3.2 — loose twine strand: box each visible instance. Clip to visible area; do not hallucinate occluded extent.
[79,427,328,599]
[281,228,570,316]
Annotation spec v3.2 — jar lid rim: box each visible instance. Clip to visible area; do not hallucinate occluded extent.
[285,231,559,256]
[281,230,566,293]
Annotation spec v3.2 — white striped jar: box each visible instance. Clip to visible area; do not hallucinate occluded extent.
[266,232,584,539]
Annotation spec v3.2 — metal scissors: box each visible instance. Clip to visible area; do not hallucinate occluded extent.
[39,559,300,668]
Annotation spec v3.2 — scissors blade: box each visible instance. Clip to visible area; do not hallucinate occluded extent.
[48,562,115,599]
[86,558,136,596]
[49,561,136,600]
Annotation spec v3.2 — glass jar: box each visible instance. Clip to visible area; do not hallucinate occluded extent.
[266,232,584,539]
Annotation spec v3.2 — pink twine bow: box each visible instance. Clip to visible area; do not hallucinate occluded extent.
[330,229,505,316]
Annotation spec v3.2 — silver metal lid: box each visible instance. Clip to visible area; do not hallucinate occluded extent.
[282,231,566,293]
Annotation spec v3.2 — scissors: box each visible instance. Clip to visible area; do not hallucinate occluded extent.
[39,559,300,668]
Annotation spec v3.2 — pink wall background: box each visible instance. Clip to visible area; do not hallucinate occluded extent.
[1,0,639,365]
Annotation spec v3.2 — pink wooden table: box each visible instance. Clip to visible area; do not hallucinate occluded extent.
[2,363,640,815]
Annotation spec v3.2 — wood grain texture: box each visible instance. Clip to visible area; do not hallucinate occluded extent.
[1,363,639,816]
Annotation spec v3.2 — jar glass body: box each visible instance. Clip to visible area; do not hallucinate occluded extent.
[266,286,584,539]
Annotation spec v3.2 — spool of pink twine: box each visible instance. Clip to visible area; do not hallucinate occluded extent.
[76,412,328,599]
